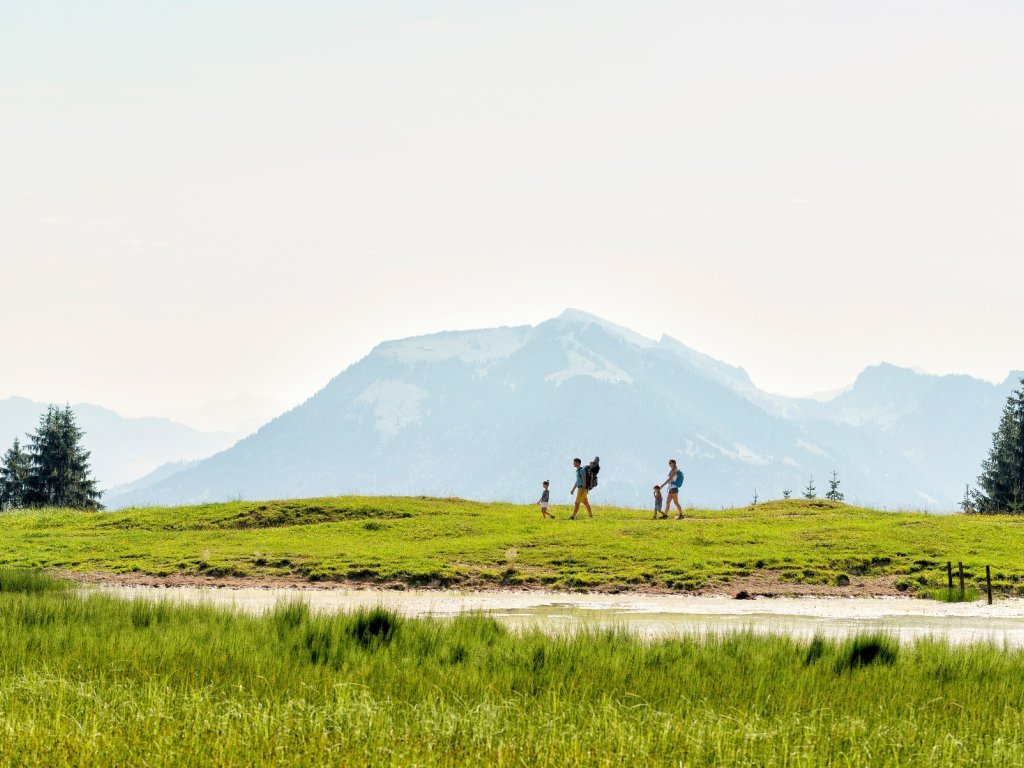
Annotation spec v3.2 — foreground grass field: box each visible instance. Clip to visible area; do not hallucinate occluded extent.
[1,497,1023,594]
[0,570,1023,767]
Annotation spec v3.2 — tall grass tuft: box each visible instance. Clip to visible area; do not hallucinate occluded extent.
[0,568,66,594]
[347,606,401,648]
[926,587,981,602]
[272,600,311,630]
[803,635,826,665]
[836,633,898,670]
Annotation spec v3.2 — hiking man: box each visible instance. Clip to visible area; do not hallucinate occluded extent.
[569,457,593,519]
[659,459,685,519]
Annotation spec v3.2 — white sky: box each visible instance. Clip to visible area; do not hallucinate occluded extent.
[2,1,1022,418]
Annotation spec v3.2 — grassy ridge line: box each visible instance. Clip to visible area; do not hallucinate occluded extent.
[1,497,1023,593]
[1,570,1023,767]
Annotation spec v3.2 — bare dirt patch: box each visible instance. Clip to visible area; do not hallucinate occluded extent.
[52,570,407,592]
[54,569,906,597]
[698,572,906,598]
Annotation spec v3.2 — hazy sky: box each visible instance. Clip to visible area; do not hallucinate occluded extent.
[3,1,1022,418]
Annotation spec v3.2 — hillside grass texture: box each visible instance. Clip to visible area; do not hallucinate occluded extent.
[2,569,1024,766]
[1,497,1022,594]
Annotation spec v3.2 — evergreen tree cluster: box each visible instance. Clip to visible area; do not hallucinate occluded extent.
[795,472,845,502]
[0,405,103,511]
[972,377,1024,514]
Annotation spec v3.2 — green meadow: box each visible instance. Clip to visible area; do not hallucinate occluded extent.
[1,570,1023,767]
[1,497,1023,594]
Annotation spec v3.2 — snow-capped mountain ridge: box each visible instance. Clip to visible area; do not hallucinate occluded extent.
[104,312,1020,510]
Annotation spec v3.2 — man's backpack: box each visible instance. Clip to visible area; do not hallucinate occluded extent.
[585,457,600,490]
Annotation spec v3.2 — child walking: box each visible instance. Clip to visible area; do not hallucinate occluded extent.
[538,481,555,519]
[652,485,666,519]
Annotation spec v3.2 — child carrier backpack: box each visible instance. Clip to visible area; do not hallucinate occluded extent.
[585,457,601,490]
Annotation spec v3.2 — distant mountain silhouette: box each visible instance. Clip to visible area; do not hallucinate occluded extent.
[0,397,235,489]
[104,311,1020,510]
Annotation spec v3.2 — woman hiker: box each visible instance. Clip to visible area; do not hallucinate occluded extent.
[659,459,685,519]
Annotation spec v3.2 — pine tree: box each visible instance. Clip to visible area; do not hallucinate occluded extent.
[0,438,32,510]
[803,476,816,500]
[959,484,975,514]
[975,377,1024,514]
[751,488,759,506]
[24,405,103,510]
[782,489,792,500]
[825,471,844,502]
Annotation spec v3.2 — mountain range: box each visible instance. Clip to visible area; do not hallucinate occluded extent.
[103,310,1021,510]
[0,398,236,489]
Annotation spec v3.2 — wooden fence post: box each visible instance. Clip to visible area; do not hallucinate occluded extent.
[987,565,993,605]
[958,561,965,596]
[947,561,953,591]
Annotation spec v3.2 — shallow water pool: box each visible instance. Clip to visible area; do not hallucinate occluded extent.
[84,586,1024,645]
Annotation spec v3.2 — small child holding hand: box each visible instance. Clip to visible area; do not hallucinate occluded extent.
[653,485,666,519]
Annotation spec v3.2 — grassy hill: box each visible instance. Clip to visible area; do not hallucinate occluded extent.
[3,497,1024,595]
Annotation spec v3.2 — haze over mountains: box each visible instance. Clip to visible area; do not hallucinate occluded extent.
[152,394,293,436]
[101,310,1019,511]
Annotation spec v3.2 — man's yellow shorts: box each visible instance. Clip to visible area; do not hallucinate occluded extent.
[576,488,589,503]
